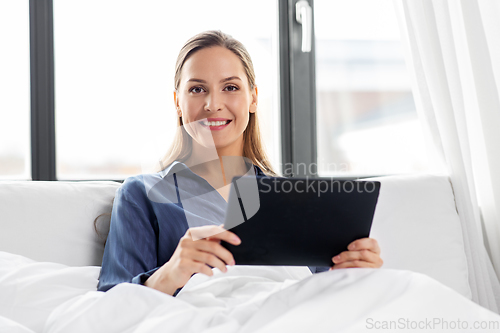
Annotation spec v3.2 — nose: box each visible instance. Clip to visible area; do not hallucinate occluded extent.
[205,91,223,112]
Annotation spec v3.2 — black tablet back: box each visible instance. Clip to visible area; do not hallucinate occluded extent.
[222,176,380,266]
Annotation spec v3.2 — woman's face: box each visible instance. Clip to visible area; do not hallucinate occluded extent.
[174,46,257,154]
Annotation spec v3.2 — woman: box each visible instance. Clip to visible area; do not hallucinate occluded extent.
[97,30,383,296]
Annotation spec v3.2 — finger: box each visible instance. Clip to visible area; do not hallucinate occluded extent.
[188,226,241,245]
[190,261,215,277]
[207,229,241,245]
[187,225,225,241]
[177,258,214,277]
[205,237,221,243]
[338,250,382,266]
[191,239,235,266]
[206,225,225,243]
[347,238,380,254]
[187,248,228,273]
[332,260,377,269]
[332,250,382,266]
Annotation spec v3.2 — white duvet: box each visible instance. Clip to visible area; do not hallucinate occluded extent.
[1,251,499,333]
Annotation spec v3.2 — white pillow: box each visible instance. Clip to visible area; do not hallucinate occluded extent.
[366,174,471,299]
[0,181,120,267]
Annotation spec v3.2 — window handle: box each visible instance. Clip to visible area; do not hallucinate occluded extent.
[295,0,312,52]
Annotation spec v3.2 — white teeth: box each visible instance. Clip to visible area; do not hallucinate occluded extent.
[203,120,229,126]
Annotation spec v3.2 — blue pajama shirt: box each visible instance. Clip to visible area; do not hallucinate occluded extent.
[97,161,328,292]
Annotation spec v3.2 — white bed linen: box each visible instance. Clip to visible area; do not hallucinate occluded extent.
[0,252,100,332]
[1,251,499,333]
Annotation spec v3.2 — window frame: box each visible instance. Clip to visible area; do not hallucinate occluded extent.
[280,0,317,177]
[30,0,56,180]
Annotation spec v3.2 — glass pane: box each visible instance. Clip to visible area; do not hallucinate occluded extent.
[0,1,30,179]
[314,0,429,176]
[54,0,280,179]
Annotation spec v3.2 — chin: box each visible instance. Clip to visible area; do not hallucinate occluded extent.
[213,140,239,152]
[213,142,230,150]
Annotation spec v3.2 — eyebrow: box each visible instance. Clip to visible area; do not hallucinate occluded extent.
[187,76,242,84]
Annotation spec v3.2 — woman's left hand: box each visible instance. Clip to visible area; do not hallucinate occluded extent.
[330,238,383,270]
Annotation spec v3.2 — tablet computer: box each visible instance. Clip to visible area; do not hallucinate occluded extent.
[221,176,380,267]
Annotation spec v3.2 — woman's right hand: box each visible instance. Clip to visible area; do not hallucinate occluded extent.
[144,225,240,295]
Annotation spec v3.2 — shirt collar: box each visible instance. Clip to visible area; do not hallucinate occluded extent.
[159,160,266,178]
[159,160,190,178]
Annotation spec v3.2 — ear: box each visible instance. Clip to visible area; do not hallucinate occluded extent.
[249,86,258,113]
[173,90,182,117]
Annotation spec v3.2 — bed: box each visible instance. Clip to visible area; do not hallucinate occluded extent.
[1,175,500,332]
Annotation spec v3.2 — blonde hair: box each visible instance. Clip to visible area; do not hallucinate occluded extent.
[157,30,277,176]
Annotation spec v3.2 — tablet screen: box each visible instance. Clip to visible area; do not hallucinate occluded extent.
[222,176,380,266]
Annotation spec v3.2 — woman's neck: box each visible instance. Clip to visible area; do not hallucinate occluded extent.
[185,140,248,186]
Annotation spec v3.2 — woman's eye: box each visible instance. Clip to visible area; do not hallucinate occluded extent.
[224,85,238,92]
[189,86,205,94]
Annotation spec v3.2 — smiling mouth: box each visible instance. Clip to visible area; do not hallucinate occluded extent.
[201,119,232,127]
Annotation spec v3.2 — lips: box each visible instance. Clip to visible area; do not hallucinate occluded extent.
[200,118,232,130]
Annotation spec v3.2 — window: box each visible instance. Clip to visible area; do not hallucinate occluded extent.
[53,0,280,179]
[314,0,429,176]
[0,1,31,179]
[7,0,431,180]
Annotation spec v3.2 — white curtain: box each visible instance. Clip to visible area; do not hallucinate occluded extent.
[394,0,500,312]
